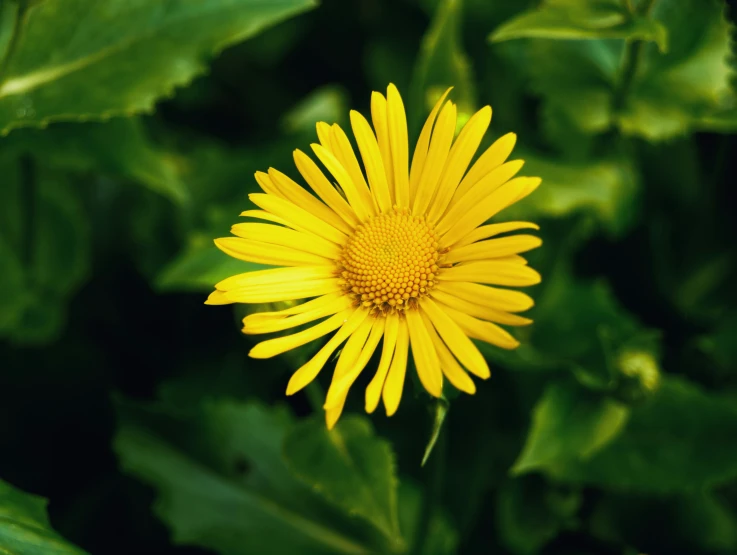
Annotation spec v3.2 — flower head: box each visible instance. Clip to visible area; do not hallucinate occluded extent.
[207,85,542,428]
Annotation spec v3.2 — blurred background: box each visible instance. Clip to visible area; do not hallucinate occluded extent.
[1,0,737,554]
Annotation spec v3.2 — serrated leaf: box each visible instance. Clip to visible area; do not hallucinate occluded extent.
[409,0,476,132]
[512,380,630,475]
[550,377,737,492]
[0,479,88,555]
[617,0,734,139]
[283,415,403,550]
[0,0,318,134]
[115,399,376,555]
[490,0,667,51]
[495,0,734,141]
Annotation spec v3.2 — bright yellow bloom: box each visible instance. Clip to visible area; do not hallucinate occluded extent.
[207,85,542,428]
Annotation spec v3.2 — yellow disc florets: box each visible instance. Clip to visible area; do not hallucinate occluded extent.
[339,208,440,314]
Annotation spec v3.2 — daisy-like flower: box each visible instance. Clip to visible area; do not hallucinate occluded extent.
[207,85,542,428]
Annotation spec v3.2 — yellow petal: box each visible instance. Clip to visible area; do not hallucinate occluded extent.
[268,167,354,235]
[311,143,371,222]
[326,396,347,430]
[454,221,540,249]
[440,177,541,249]
[244,292,344,320]
[421,312,476,394]
[215,237,331,267]
[382,316,409,416]
[435,281,534,313]
[430,289,533,327]
[454,132,517,200]
[249,193,347,246]
[254,171,285,198]
[225,278,341,303]
[216,266,336,291]
[285,308,369,394]
[239,209,289,226]
[328,124,377,215]
[438,260,541,287]
[387,84,410,208]
[250,308,356,360]
[370,91,394,203]
[413,101,457,217]
[427,106,492,224]
[243,295,353,335]
[324,318,384,409]
[316,121,332,147]
[438,302,520,350]
[230,223,342,259]
[437,160,525,236]
[445,235,542,264]
[351,109,392,213]
[420,297,490,379]
[204,290,233,305]
[293,149,359,228]
[406,309,443,398]
[366,313,399,414]
[409,87,452,200]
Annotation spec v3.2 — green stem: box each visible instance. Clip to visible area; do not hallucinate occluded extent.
[612,0,658,115]
[412,421,447,555]
[305,381,325,414]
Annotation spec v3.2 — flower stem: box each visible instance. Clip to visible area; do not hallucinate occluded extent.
[412,420,447,554]
[612,0,658,114]
[305,381,325,414]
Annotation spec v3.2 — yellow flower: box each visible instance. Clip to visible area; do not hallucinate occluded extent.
[207,85,542,428]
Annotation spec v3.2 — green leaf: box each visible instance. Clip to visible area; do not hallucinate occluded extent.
[0,157,90,344]
[591,491,737,553]
[512,380,629,476]
[506,151,640,236]
[698,313,737,373]
[31,174,90,297]
[281,84,349,134]
[0,236,26,332]
[496,475,582,555]
[283,415,404,550]
[396,480,458,555]
[495,0,734,141]
[156,239,269,292]
[694,104,737,133]
[0,478,88,555]
[488,251,658,392]
[490,0,667,50]
[550,377,737,492]
[5,118,188,203]
[115,400,376,555]
[409,0,476,132]
[617,0,734,139]
[0,0,318,134]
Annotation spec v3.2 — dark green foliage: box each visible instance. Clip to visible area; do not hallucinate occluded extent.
[1,0,736,554]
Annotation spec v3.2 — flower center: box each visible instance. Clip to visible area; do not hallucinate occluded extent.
[339,208,440,313]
